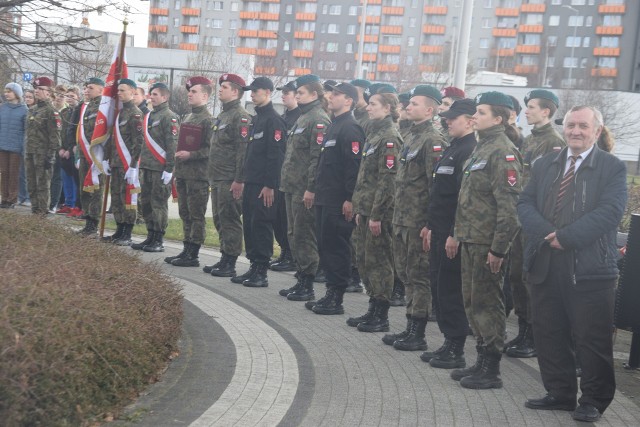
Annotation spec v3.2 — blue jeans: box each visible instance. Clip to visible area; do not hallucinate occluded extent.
[61,168,77,207]
[18,156,29,203]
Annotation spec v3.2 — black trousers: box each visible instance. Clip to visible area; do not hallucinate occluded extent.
[242,184,276,265]
[430,230,469,338]
[273,189,289,252]
[528,251,616,413]
[315,205,354,289]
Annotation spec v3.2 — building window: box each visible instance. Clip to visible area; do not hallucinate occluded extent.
[346,43,353,53]
[212,19,222,29]
[349,6,358,15]
[565,36,581,47]
[585,16,593,26]
[302,3,317,13]
[524,14,543,25]
[174,0,180,10]
[523,34,541,45]
[547,57,555,67]
[409,18,417,27]
[481,18,491,28]
[479,38,489,49]
[601,37,619,48]
[267,4,279,13]
[406,56,413,65]
[246,20,259,30]
[388,16,403,25]
[320,23,326,33]
[205,18,211,28]
[407,36,415,47]
[347,24,356,35]
[568,16,584,26]
[325,61,338,71]
[231,2,238,12]
[212,1,222,10]
[563,57,578,68]
[283,41,289,51]
[246,2,261,12]
[229,20,237,30]
[265,21,278,31]
[598,57,616,68]
[345,62,351,71]
[571,0,586,5]
[520,55,538,65]
[477,58,488,68]
[228,37,236,47]
[284,23,292,33]
[483,0,492,8]
[547,36,557,46]
[327,24,339,34]
[327,42,339,53]
[548,16,559,26]
[582,37,590,47]
[172,35,178,45]
[173,18,179,28]
[212,37,222,46]
[285,5,293,14]
[602,15,622,26]
[329,5,342,15]
[551,0,562,4]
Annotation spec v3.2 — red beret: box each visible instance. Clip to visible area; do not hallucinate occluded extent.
[441,86,465,99]
[32,76,54,88]
[186,76,212,90]
[219,73,246,88]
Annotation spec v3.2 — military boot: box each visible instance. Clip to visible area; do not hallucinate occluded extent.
[344,267,364,293]
[460,351,502,389]
[420,339,451,363]
[346,297,376,327]
[503,316,527,352]
[389,279,406,307]
[102,223,124,243]
[203,253,226,274]
[211,255,237,277]
[231,263,256,284]
[270,248,296,272]
[393,317,428,351]
[131,229,153,250]
[172,243,200,267]
[143,231,165,252]
[243,263,269,287]
[78,218,99,237]
[314,267,327,283]
[165,241,188,264]
[357,299,390,333]
[312,287,345,315]
[382,314,412,345]
[269,249,286,267]
[506,323,537,358]
[430,337,466,369]
[451,345,485,381]
[287,274,315,301]
[114,224,133,246]
[280,273,304,296]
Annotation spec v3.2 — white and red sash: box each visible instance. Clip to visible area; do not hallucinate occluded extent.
[143,112,167,165]
[77,103,101,192]
[114,112,141,209]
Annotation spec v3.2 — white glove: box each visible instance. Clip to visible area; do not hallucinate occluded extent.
[161,171,173,185]
[125,167,138,185]
[101,160,111,176]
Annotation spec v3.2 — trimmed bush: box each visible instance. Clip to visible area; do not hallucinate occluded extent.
[0,212,182,426]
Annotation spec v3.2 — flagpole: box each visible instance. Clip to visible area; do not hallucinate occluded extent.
[99,19,128,238]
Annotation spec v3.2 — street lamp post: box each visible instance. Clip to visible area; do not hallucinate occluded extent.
[563,5,579,88]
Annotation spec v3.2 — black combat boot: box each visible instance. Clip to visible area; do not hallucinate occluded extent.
[243,263,269,287]
[270,248,296,272]
[172,243,200,267]
[344,267,364,293]
[287,274,315,301]
[165,241,189,264]
[346,297,376,327]
[231,263,256,284]
[312,287,345,315]
[460,351,503,389]
[269,249,286,267]
[211,255,237,277]
[79,218,99,237]
[314,267,327,283]
[506,323,536,358]
[143,231,165,252]
[382,314,412,345]
[357,299,390,332]
[389,279,406,307]
[393,317,428,351]
[114,224,133,246]
[503,316,527,352]
[420,339,451,363]
[451,345,485,381]
[430,336,466,369]
[131,229,153,250]
[280,274,304,297]
[203,253,226,274]
[102,223,124,243]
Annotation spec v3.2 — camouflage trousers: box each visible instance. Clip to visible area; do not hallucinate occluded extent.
[109,167,137,225]
[140,169,171,232]
[78,157,105,220]
[211,180,243,257]
[393,225,431,318]
[355,215,394,301]
[176,178,209,245]
[24,153,51,215]
[508,230,531,322]
[284,193,319,276]
[461,242,506,355]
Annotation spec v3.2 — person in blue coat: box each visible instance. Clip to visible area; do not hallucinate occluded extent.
[0,83,28,208]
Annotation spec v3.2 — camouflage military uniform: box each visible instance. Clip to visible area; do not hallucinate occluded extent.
[279,99,330,276]
[352,116,401,301]
[208,98,251,258]
[351,105,371,272]
[78,97,105,220]
[393,120,446,318]
[24,99,61,214]
[398,119,412,143]
[454,124,522,355]
[175,104,214,245]
[509,122,565,322]
[139,101,179,233]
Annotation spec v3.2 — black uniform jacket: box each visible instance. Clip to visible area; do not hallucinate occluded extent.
[244,102,287,189]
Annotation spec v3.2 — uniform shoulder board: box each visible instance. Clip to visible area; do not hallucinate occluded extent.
[386,141,394,148]
[316,123,325,129]
[241,117,248,123]
[505,154,516,162]
[433,145,442,152]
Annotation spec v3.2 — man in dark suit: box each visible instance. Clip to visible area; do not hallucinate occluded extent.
[517,106,627,422]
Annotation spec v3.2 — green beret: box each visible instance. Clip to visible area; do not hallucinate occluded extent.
[524,89,559,107]
[118,78,137,89]
[410,84,442,105]
[293,74,320,89]
[398,92,411,106]
[474,91,514,110]
[364,83,397,103]
[150,82,169,92]
[350,79,372,89]
[85,77,105,87]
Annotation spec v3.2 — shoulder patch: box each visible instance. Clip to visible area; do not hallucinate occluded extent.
[274,129,282,141]
[386,155,395,169]
[241,117,248,123]
[433,145,442,152]
[53,111,59,116]
[507,169,517,186]
[352,141,360,154]
[134,114,141,119]
[316,123,325,129]
[505,154,516,162]
[553,146,562,151]
[171,118,177,123]
[386,141,394,148]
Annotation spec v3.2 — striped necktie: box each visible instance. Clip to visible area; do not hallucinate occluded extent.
[554,155,578,220]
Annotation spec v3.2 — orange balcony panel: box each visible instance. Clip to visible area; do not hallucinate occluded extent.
[296,13,316,21]
[518,25,543,33]
[514,64,538,74]
[293,49,313,58]
[496,8,519,17]
[148,41,168,48]
[593,47,620,57]
[596,26,623,35]
[379,45,401,53]
[239,11,260,19]
[236,47,257,55]
[423,6,447,15]
[260,0,280,3]
[150,8,169,16]
[179,43,198,51]
[493,48,515,56]
[361,0,382,4]
[419,65,436,72]
[255,66,276,75]
[181,7,200,16]
[598,4,625,14]
[257,48,277,57]
[381,26,402,35]
[258,12,280,20]
[492,28,517,37]
[382,6,404,15]
[294,68,312,76]
[420,45,443,54]
[423,25,446,35]
[591,67,618,77]
[378,64,399,72]
[180,25,199,34]
[520,3,545,13]
[358,15,381,24]
[356,34,378,43]
[257,30,277,38]
[515,44,541,54]
[354,53,377,62]
[294,31,315,39]
[238,29,258,37]
[149,25,168,33]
